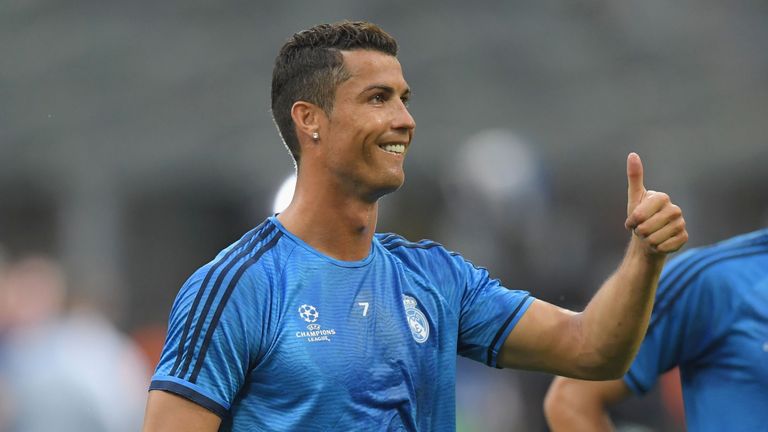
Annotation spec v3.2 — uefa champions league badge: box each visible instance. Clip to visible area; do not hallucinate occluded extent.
[296,304,336,343]
[403,295,429,343]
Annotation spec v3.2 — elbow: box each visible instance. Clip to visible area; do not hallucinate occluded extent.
[603,360,631,380]
[574,354,631,380]
[568,312,634,380]
[583,360,629,381]
[543,378,567,422]
[544,377,584,428]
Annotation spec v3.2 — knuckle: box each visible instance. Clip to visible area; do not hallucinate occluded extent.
[633,208,647,220]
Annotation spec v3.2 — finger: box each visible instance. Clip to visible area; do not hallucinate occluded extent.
[654,230,689,254]
[642,216,686,248]
[626,152,646,214]
[632,203,682,238]
[625,191,669,230]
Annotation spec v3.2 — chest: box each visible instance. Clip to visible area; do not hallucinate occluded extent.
[256,261,457,391]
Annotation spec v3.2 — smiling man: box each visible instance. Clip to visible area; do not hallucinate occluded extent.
[142,21,688,431]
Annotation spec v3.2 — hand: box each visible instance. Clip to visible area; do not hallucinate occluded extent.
[624,153,688,255]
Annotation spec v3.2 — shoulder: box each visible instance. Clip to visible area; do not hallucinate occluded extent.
[376,232,458,265]
[375,232,480,282]
[660,229,768,289]
[182,219,294,299]
[376,232,445,254]
[652,229,768,318]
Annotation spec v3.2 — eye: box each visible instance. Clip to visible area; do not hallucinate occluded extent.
[400,96,410,107]
[371,93,387,104]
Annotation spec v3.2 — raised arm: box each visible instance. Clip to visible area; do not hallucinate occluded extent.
[497,153,687,379]
[543,377,631,432]
[142,390,221,432]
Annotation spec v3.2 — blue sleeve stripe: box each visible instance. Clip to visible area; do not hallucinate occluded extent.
[623,369,647,395]
[381,236,492,272]
[175,221,276,379]
[486,294,533,368]
[448,251,495,276]
[189,231,284,383]
[378,233,406,246]
[379,232,444,250]
[382,240,442,251]
[376,233,399,244]
[150,376,229,418]
[170,222,267,376]
[648,246,768,331]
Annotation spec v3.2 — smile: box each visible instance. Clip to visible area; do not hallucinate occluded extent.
[379,144,406,155]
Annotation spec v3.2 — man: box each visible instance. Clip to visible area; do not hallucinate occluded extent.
[544,229,768,432]
[142,21,687,431]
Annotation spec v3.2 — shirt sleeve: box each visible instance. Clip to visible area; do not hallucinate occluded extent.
[149,258,269,417]
[451,253,535,368]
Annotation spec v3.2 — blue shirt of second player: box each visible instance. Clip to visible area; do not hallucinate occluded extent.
[151,216,534,431]
[624,229,768,432]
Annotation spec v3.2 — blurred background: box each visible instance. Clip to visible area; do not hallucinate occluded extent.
[1,0,767,430]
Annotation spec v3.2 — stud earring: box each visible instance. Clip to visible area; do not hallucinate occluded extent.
[312,132,320,141]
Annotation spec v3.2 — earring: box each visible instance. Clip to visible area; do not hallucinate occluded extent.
[312,132,320,141]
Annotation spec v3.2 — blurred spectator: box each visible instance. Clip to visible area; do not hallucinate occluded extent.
[439,129,591,302]
[0,255,149,432]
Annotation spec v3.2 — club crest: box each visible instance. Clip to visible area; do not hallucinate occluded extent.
[403,295,429,343]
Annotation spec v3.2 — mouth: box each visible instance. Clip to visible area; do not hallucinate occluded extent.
[378,143,407,155]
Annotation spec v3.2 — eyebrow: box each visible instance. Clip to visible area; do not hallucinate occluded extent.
[361,84,411,97]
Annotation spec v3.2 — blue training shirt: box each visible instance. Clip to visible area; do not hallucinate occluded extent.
[151,216,534,431]
[624,229,768,432]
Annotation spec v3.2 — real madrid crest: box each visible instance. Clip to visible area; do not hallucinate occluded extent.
[403,295,429,343]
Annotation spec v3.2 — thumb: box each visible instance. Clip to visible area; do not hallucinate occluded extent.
[626,152,646,217]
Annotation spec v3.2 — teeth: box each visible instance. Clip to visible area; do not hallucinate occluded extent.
[381,144,405,154]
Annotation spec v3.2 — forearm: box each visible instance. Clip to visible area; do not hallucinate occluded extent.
[578,236,665,377]
[498,153,686,377]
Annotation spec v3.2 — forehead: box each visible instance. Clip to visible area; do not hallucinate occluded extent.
[339,50,408,91]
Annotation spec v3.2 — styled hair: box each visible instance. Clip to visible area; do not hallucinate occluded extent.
[271,21,398,163]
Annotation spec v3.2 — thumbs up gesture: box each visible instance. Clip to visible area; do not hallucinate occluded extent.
[624,153,688,254]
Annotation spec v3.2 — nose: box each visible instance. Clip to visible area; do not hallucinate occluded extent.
[392,101,416,133]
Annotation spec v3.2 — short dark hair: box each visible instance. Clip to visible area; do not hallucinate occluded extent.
[271,21,398,164]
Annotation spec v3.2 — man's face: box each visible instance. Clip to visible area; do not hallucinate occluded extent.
[321,49,415,200]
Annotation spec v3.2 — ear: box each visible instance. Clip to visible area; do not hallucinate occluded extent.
[290,101,324,143]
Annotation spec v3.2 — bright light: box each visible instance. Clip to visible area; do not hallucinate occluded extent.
[272,173,297,214]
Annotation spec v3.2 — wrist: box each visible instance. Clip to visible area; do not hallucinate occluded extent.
[628,234,667,266]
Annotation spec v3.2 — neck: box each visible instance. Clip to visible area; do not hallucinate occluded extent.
[277,174,380,261]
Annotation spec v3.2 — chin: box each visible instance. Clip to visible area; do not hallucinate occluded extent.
[369,173,405,200]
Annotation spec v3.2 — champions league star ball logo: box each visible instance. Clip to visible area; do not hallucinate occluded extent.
[298,304,319,323]
[403,295,429,343]
[295,304,334,341]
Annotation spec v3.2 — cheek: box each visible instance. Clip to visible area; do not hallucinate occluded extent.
[328,107,385,152]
